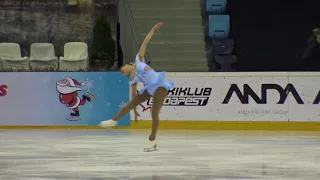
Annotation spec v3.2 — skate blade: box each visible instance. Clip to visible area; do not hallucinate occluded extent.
[99,122,117,128]
[99,125,115,129]
[143,145,157,152]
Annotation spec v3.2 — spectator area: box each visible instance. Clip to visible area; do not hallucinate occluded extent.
[0,42,89,71]
[206,0,236,71]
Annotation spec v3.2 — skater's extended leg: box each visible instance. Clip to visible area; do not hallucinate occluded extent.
[112,90,151,121]
[149,87,167,141]
[100,90,151,127]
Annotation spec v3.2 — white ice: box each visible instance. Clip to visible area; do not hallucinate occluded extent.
[0,130,319,180]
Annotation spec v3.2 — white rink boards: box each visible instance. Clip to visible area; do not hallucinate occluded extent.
[133,72,320,123]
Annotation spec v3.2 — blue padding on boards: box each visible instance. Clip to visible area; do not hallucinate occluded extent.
[0,72,130,126]
[209,15,230,39]
[206,0,227,14]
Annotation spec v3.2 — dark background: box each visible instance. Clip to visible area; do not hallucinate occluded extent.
[228,0,320,71]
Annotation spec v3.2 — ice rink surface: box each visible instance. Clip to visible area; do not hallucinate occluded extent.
[0,129,320,180]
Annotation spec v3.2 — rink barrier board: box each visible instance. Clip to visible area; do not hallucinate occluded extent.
[0,72,131,127]
[1,121,320,131]
[133,72,320,123]
[2,72,320,130]
[124,121,320,131]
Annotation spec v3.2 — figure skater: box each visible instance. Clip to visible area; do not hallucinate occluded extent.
[100,22,174,152]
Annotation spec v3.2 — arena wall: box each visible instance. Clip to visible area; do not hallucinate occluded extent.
[129,72,320,131]
[2,72,320,131]
[0,72,130,128]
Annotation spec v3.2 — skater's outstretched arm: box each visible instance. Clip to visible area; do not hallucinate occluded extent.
[138,22,164,61]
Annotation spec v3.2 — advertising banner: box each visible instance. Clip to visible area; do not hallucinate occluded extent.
[133,73,320,122]
[288,76,320,121]
[0,72,130,126]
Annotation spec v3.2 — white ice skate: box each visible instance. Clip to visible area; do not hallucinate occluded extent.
[144,140,157,152]
[99,119,117,128]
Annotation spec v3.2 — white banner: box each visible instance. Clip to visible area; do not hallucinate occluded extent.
[130,72,320,122]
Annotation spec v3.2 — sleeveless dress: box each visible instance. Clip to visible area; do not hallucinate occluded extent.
[129,54,174,96]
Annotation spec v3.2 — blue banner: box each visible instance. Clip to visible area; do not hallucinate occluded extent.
[0,72,130,126]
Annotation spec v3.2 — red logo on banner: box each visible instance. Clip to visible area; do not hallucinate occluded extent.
[139,103,151,112]
[0,85,7,96]
[136,90,151,112]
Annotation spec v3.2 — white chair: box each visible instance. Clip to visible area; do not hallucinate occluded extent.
[59,42,88,71]
[30,43,58,71]
[0,43,29,71]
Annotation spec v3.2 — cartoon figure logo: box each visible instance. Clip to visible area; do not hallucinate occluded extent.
[56,77,96,121]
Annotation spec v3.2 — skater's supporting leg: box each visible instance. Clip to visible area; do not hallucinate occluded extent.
[149,87,167,141]
[112,90,151,121]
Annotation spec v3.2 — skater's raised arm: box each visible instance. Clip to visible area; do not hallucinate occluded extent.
[138,22,164,62]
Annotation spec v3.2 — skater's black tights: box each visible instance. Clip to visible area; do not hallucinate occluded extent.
[112,87,168,141]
